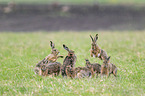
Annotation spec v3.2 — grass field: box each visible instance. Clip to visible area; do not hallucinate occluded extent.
[0,0,145,5]
[0,31,145,95]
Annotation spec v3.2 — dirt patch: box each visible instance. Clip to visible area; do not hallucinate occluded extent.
[0,4,145,32]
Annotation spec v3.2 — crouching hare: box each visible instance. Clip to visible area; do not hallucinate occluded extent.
[75,67,94,78]
[65,66,94,79]
[40,62,62,76]
[101,56,117,77]
[85,59,101,77]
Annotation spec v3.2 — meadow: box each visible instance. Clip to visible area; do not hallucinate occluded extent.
[0,31,145,95]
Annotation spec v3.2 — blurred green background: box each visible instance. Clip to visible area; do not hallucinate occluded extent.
[0,0,145,5]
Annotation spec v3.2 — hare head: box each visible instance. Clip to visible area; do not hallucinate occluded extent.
[85,59,92,68]
[63,44,75,57]
[40,64,46,71]
[103,56,111,68]
[50,41,59,56]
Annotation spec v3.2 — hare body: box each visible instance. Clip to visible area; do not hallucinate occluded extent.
[61,44,77,77]
[101,56,117,77]
[85,59,101,77]
[75,67,94,78]
[40,62,62,76]
[90,34,108,60]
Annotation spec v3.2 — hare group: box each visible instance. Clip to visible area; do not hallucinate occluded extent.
[34,34,117,78]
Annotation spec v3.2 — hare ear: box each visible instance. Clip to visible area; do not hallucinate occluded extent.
[85,59,89,62]
[90,35,94,42]
[94,34,98,42]
[50,41,55,49]
[63,44,69,51]
[107,56,111,62]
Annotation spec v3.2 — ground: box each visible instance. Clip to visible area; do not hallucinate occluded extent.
[0,4,145,32]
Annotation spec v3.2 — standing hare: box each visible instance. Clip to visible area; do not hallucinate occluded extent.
[61,44,77,77]
[85,59,101,77]
[90,34,108,60]
[101,56,117,77]
[45,41,63,63]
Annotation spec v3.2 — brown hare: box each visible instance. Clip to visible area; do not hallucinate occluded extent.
[101,56,117,77]
[45,41,63,63]
[75,67,94,78]
[85,59,101,77]
[65,66,94,79]
[90,34,108,60]
[40,62,62,76]
[34,41,63,75]
[61,44,77,77]
[34,58,47,75]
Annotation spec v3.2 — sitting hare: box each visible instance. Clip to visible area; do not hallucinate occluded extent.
[101,56,117,77]
[85,59,101,77]
[61,44,77,77]
[90,34,108,60]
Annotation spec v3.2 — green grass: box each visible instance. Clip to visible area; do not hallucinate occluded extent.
[0,0,145,5]
[0,31,145,95]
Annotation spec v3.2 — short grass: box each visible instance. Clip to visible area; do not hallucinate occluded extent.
[0,31,145,95]
[0,0,145,5]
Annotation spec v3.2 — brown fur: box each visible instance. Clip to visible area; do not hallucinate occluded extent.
[40,62,62,76]
[90,34,108,60]
[101,56,117,77]
[45,41,63,63]
[34,41,63,75]
[61,44,77,77]
[74,67,94,78]
[65,65,76,79]
[34,58,46,75]
[85,59,101,77]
